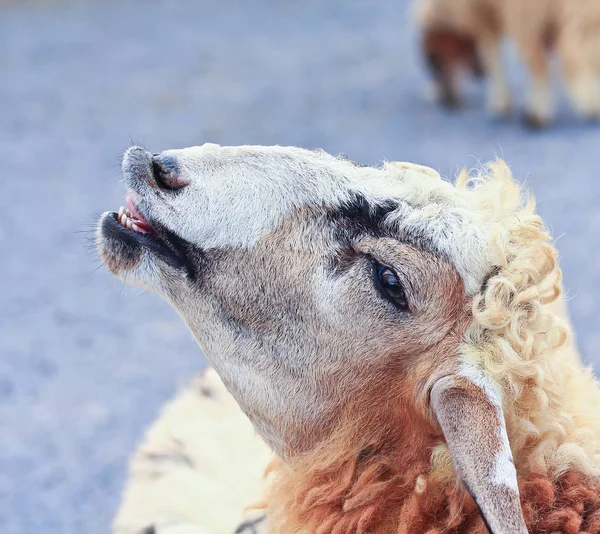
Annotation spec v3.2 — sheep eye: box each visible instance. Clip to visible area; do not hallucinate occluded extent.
[374,263,409,311]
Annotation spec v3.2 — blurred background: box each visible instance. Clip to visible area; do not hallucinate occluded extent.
[0,0,599,532]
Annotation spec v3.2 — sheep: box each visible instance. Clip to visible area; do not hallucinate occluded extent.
[413,0,600,127]
[97,144,600,533]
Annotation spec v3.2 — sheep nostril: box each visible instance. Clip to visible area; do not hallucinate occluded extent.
[151,159,170,189]
[150,156,187,191]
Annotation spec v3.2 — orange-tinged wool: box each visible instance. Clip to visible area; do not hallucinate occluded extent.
[262,162,600,533]
[266,443,600,533]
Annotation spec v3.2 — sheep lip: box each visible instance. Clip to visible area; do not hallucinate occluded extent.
[99,212,189,273]
[104,211,157,246]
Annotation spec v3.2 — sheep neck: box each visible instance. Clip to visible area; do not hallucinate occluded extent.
[263,378,600,533]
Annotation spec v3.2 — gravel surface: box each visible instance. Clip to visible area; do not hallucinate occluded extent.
[1,0,598,532]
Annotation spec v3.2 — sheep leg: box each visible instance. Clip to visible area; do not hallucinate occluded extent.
[564,70,600,121]
[423,45,463,109]
[479,36,512,118]
[559,34,600,121]
[514,36,555,128]
[470,45,486,79]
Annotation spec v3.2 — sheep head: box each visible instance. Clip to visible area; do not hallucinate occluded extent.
[96,144,561,533]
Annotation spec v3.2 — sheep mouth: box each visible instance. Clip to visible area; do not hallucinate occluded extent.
[104,195,158,244]
[98,196,191,275]
[116,196,155,234]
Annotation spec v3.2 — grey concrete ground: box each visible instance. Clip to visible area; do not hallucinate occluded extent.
[0,0,598,532]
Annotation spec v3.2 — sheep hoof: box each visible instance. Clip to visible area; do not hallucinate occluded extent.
[488,106,512,121]
[487,96,512,119]
[440,94,463,110]
[471,59,485,80]
[521,112,550,130]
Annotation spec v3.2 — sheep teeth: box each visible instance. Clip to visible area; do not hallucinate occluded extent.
[117,205,147,234]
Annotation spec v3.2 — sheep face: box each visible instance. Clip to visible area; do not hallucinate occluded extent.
[97,145,486,445]
[97,145,528,532]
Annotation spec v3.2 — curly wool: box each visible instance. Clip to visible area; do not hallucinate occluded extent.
[456,162,600,481]
[263,161,600,533]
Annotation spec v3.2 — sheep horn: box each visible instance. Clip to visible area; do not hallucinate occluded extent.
[430,363,528,534]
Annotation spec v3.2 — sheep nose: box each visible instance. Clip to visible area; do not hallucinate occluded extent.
[122,147,189,191]
[150,154,188,191]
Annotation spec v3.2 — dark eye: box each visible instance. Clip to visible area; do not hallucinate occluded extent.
[374,262,409,312]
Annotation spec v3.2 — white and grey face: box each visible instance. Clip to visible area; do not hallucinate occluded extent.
[97,144,492,454]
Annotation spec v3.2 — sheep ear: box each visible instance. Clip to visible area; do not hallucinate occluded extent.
[430,365,527,534]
